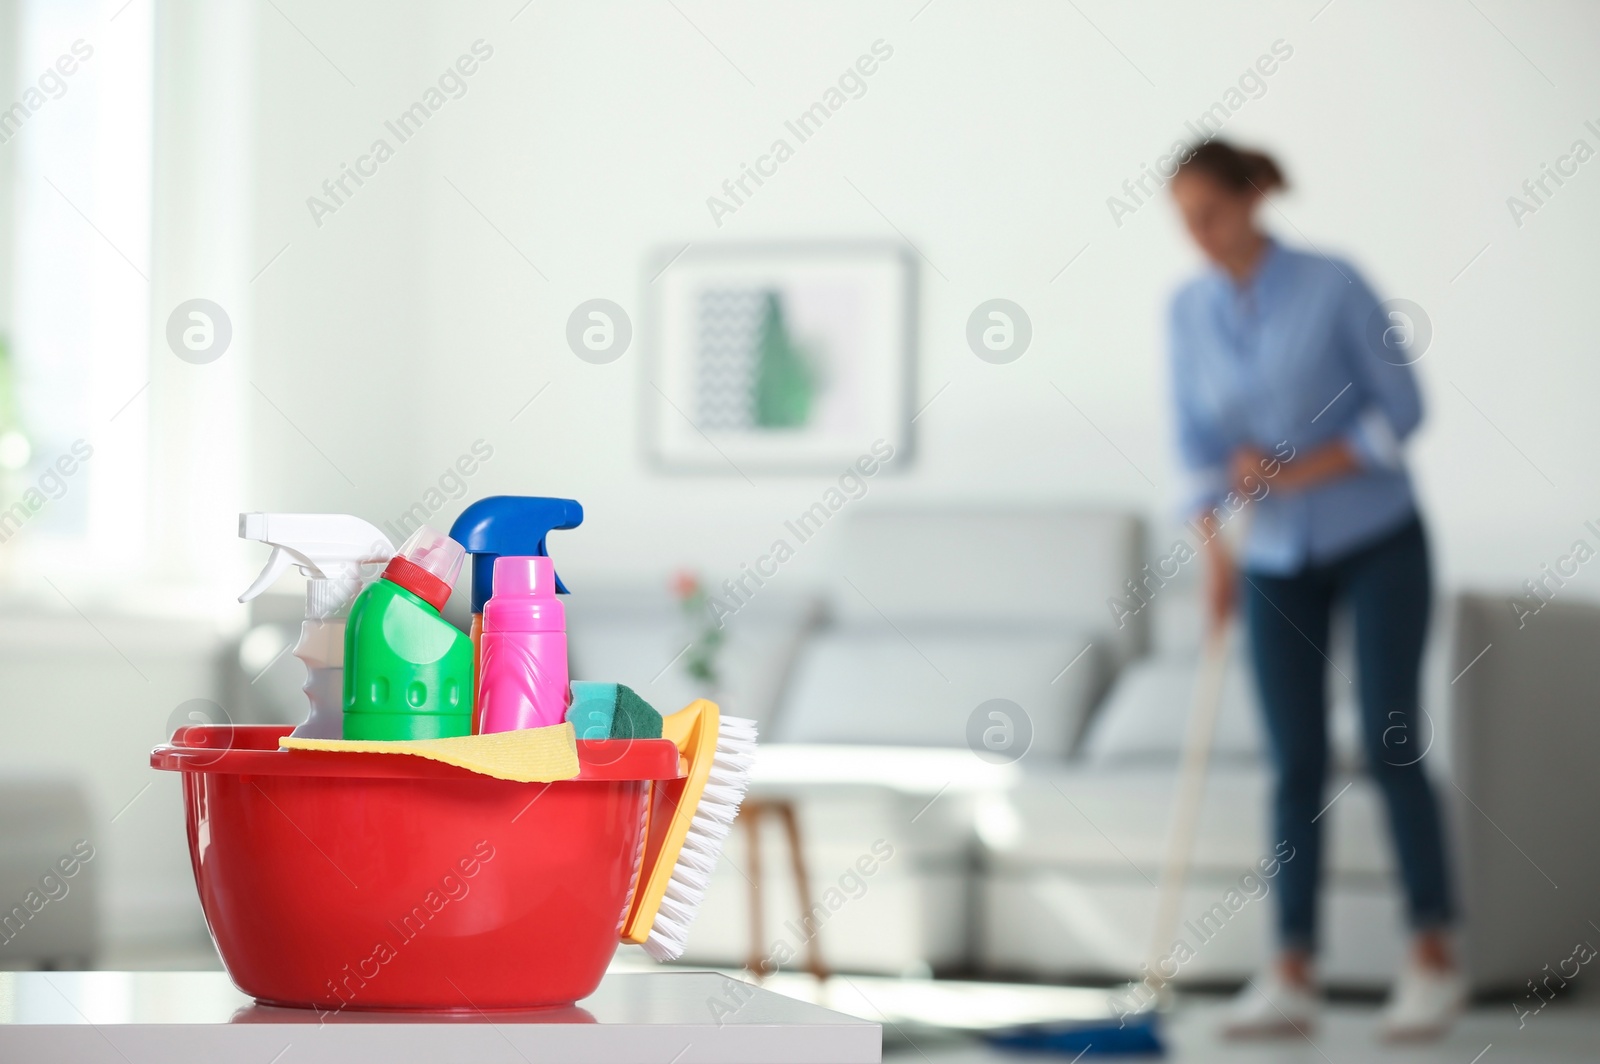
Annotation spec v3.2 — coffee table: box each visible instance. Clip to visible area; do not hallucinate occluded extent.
[0,969,881,1062]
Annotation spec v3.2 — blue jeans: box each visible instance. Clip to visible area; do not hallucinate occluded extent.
[1242,516,1454,953]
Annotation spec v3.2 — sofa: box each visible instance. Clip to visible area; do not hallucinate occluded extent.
[610,508,1600,995]
[1448,593,1600,991]
[0,780,99,970]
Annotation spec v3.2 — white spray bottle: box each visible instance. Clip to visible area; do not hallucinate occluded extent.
[238,513,395,739]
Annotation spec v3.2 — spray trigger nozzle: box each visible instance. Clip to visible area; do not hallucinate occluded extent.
[236,513,397,616]
[238,546,300,603]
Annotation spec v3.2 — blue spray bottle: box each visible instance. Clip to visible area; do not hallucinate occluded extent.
[449,497,583,720]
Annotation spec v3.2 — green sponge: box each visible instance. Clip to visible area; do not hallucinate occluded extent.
[565,682,663,740]
[612,685,663,740]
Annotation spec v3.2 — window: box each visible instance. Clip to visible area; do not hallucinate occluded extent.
[1,0,151,575]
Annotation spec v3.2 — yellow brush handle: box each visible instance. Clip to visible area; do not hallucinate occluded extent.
[620,699,720,945]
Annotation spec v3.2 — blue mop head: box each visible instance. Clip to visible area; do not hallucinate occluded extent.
[983,1012,1165,1057]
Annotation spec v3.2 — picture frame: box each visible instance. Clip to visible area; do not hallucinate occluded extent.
[644,243,916,474]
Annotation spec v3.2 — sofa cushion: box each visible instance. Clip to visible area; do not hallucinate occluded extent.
[1079,654,1264,765]
[771,622,1100,758]
[1079,653,1365,772]
[979,869,1405,988]
[979,764,1395,880]
[834,508,1148,668]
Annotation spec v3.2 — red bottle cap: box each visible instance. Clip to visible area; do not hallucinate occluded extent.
[382,526,465,613]
[382,556,453,612]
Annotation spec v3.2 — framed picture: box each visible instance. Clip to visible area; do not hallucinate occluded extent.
[645,243,915,473]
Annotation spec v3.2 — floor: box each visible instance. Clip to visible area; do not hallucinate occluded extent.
[615,957,1600,1063]
[880,999,1600,1063]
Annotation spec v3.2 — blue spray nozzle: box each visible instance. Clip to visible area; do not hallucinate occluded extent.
[449,496,583,613]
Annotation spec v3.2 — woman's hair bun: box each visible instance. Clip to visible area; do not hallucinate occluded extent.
[1177,139,1287,194]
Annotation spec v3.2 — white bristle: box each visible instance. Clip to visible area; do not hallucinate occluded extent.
[675,848,717,872]
[643,715,756,962]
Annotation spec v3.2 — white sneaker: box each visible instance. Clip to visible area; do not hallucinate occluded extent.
[1221,971,1319,1039]
[1378,963,1466,1041]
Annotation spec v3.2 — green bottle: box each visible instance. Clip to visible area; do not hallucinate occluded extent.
[343,526,473,741]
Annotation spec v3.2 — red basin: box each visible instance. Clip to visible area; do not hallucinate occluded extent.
[152,725,682,1012]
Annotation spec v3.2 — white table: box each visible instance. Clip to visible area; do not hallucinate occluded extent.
[0,970,881,1063]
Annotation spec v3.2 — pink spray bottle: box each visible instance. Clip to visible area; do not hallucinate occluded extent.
[475,555,570,733]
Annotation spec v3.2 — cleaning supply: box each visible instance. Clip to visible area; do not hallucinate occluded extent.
[281,721,581,783]
[984,1016,1165,1056]
[152,721,685,1011]
[1138,513,1255,1010]
[449,495,583,698]
[475,555,571,733]
[567,682,618,739]
[237,513,395,739]
[612,687,664,739]
[621,699,755,960]
[343,525,474,741]
[567,682,664,740]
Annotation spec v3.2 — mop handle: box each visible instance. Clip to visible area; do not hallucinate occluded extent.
[1145,620,1233,985]
[1145,507,1252,988]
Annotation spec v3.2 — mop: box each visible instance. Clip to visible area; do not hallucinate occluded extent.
[1140,512,1252,1007]
[986,524,1245,1057]
[1144,621,1234,1000]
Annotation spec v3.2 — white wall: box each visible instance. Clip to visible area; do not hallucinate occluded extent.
[239,0,1600,601]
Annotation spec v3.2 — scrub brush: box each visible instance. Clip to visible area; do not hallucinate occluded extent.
[621,699,756,960]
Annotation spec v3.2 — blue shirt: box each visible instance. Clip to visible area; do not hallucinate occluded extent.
[1169,240,1422,575]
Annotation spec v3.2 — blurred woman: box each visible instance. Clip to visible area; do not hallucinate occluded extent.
[1167,140,1461,1041]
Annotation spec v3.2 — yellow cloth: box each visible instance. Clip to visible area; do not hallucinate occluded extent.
[280,723,580,782]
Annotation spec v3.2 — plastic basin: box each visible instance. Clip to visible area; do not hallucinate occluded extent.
[151,725,682,1012]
